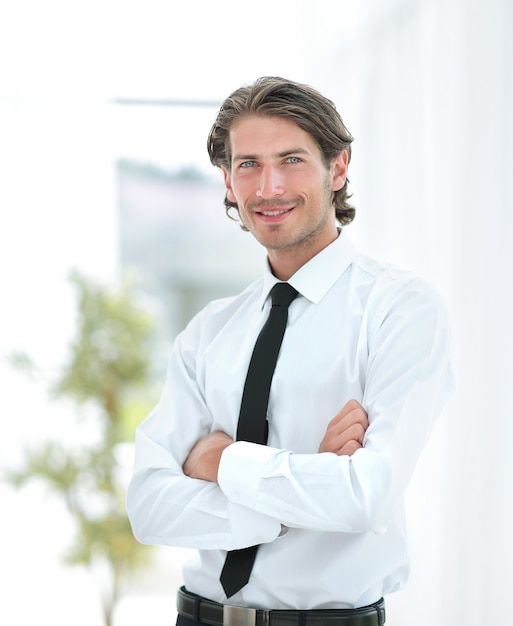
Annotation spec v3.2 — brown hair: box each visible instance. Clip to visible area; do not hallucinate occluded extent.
[207,76,355,226]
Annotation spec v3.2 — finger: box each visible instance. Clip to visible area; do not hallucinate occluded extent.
[339,399,366,421]
[320,422,366,453]
[329,403,368,431]
[337,440,363,456]
[342,422,366,443]
[345,406,369,429]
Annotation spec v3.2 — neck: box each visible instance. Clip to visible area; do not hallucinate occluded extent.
[267,226,339,281]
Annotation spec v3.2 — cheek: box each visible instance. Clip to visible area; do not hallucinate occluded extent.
[230,179,253,206]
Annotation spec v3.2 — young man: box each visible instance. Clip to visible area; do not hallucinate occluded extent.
[127,77,453,626]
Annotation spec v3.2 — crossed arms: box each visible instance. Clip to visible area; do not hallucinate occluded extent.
[127,278,453,548]
[183,399,368,483]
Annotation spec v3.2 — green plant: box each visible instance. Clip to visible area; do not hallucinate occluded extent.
[6,271,158,626]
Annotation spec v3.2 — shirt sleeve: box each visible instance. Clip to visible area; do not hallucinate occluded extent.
[218,278,454,534]
[126,307,282,550]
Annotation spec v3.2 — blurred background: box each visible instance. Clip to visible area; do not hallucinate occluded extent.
[1,0,512,625]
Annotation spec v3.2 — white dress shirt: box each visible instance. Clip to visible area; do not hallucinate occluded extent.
[127,230,453,610]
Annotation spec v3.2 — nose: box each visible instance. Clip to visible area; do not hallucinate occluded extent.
[256,165,285,199]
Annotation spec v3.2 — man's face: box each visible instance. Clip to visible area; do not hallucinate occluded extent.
[222,115,347,266]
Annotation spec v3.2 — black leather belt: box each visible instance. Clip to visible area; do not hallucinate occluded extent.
[177,587,386,626]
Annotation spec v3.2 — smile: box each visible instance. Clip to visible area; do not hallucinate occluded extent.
[259,209,292,217]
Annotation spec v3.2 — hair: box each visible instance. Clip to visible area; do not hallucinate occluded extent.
[207,76,355,226]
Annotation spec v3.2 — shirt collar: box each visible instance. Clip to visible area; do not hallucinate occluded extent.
[259,230,358,307]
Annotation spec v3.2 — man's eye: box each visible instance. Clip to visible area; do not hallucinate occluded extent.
[287,156,302,163]
[240,161,256,168]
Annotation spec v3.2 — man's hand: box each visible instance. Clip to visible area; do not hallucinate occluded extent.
[318,399,368,456]
[183,431,234,482]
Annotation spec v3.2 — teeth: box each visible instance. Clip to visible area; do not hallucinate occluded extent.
[261,209,288,216]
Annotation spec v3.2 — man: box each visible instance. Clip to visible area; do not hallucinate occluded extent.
[127,77,453,626]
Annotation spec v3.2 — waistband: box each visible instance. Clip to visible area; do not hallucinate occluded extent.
[177,587,386,626]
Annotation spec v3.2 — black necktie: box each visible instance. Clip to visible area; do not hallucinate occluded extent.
[219,282,298,598]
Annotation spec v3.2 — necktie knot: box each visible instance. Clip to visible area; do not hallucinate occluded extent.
[270,282,298,308]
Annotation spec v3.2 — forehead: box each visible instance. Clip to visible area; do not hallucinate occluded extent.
[228,115,320,159]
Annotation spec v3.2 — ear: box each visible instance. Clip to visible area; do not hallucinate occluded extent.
[222,166,237,204]
[331,149,349,192]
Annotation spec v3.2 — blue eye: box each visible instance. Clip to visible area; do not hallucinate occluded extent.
[240,161,256,168]
[287,156,302,163]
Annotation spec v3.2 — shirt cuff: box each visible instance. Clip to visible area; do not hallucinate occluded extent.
[219,441,282,546]
[218,441,277,508]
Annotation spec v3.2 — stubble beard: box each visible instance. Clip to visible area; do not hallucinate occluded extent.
[251,176,335,255]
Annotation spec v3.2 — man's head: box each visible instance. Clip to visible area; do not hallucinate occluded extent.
[207,76,355,227]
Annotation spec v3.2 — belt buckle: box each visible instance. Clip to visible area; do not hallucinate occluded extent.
[223,605,257,626]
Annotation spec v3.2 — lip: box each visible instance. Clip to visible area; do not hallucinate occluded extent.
[255,207,294,223]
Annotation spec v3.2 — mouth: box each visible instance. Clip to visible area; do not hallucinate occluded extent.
[259,208,292,217]
[255,206,294,222]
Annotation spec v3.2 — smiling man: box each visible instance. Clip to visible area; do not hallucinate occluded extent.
[222,114,347,278]
[127,77,453,626]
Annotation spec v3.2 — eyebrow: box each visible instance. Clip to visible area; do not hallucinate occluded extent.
[232,147,311,162]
